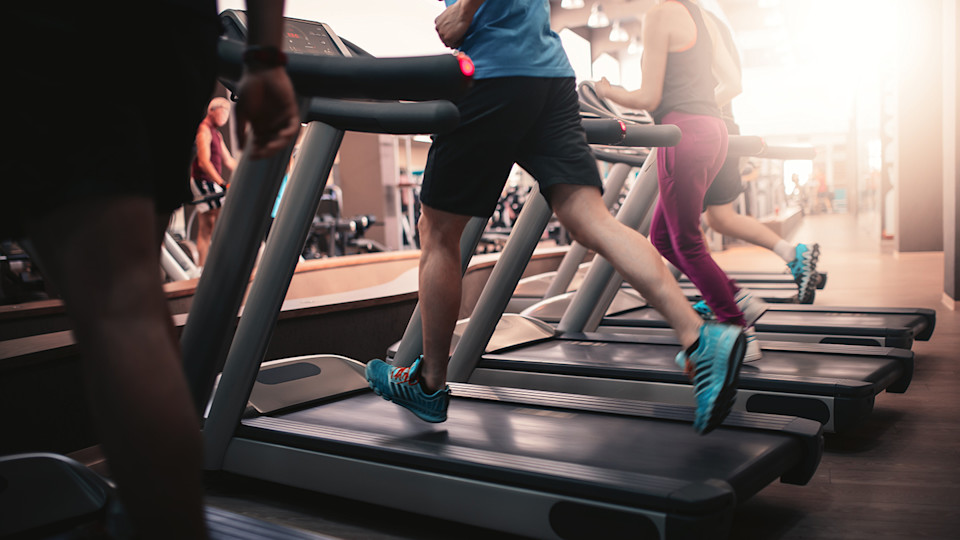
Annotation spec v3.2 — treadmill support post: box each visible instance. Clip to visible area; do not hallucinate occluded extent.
[558,151,659,333]
[180,98,306,415]
[447,190,554,382]
[202,121,344,470]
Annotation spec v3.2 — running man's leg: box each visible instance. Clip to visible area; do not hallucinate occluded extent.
[549,184,702,349]
[195,207,220,266]
[416,205,473,393]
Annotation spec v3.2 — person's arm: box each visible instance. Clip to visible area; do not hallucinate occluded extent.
[595,7,670,112]
[220,137,238,173]
[195,126,228,187]
[702,13,742,107]
[234,0,301,160]
[435,0,485,49]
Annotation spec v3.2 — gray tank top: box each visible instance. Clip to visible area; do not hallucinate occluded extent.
[649,0,720,123]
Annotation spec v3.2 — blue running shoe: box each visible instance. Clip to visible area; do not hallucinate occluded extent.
[692,300,716,320]
[675,323,746,435]
[787,243,820,304]
[365,357,450,423]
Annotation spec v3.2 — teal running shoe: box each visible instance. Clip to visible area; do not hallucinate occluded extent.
[365,357,450,423]
[675,323,746,435]
[692,300,716,320]
[787,243,820,304]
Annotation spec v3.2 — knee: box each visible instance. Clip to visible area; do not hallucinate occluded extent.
[418,209,467,251]
[703,207,729,234]
[562,218,591,249]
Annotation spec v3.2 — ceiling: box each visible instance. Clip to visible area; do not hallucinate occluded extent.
[549,0,793,69]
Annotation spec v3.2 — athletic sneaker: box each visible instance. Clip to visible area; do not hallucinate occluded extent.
[675,323,746,435]
[365,357,450,423]
[735,289,768,327]
[692,300,716,320]
[787,243,820,304]
[743,326,762,363]
[690,291,766,326]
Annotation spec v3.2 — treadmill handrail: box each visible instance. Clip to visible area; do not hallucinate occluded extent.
[619,124,682,148]
[727,135,765,157]
[307,97,460,135]
[592,148,650,167]
[757,144,817,160]
[217,37,473,102]
[582,120,683,148]
[580,118,626,145]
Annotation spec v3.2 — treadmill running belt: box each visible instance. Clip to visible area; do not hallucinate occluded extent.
[482,337,908,398]
[244,389,811,514]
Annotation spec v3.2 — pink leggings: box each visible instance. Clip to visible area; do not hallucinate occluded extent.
[649,111,744,326]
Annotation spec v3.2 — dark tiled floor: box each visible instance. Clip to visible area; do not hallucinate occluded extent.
[205,211,960,539]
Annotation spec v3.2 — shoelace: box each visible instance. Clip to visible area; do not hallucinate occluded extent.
[390,366,416,385]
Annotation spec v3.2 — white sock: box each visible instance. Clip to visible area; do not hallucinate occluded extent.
[773,240,795,263]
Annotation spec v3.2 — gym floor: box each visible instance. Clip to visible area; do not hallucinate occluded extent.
[201,210,960,539]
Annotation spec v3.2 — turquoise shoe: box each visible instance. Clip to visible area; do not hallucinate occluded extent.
[787,243,820,304]
[675,323,746,434]
[365,357,450,423]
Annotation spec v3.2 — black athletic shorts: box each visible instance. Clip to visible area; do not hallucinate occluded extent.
[420,77,603,218]
[702,118,743,209]
[3,3,220,239]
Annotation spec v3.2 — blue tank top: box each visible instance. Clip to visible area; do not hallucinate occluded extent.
[444,0,574,79]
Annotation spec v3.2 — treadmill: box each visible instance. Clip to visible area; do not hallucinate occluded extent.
[513,85,935,350]
[516,163,934,350]
[190,12,823,540]
[388,113,913,434]
[510,84,828,310]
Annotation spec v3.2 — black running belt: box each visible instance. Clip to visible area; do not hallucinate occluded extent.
[206,506,336,539]
[239,385,820,515]
[483,335,910,397]
[475,331,912,433]
[601,303,932,349]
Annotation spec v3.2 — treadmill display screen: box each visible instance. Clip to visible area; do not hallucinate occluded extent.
[283,21,340,57]
[221,11,346,57]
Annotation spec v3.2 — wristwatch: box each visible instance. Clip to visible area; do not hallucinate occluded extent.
[243,45,288,69]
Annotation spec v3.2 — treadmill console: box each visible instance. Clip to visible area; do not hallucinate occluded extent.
[220,10,351,58]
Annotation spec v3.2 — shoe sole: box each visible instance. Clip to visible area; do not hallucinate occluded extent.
[698,332,746,435]
[366,378,446,423]
[796,244,821,304]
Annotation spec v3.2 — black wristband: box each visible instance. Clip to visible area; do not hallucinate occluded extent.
[243,45,288,68]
